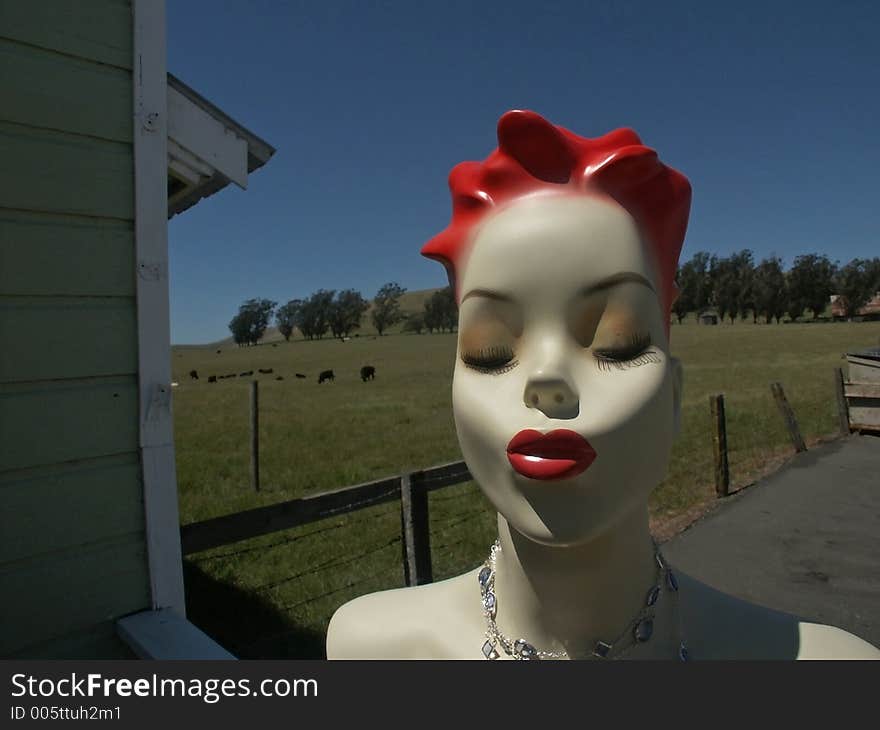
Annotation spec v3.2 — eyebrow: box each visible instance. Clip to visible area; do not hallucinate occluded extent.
[578,272,655,296]
[460,288,512,303]
[461,272,655,304]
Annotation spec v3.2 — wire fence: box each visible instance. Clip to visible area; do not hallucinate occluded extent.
[182,372,850,658]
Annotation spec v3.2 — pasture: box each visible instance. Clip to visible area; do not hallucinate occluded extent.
[172,320,880,657]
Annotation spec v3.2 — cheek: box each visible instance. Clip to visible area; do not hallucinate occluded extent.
[452,366,521,446]
[581,363,676,483]
[576,356,671,434]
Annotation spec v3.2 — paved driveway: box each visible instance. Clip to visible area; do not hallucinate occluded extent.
[662,434,880,648]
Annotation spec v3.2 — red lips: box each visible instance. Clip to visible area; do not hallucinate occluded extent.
[506,429,597,481]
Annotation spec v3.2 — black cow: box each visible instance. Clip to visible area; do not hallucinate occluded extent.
[295,373,307,379]
[276,375,284,381]
[189,369,199,380]
[240,370,253,377]
[216,349,222,354]
[318,369,335,384]
[360,365,376,382]
[258,368,274,374]
[208,375,217,383]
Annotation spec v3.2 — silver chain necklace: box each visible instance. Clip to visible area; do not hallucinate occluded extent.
[479,539,689,660]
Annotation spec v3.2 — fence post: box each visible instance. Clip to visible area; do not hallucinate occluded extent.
[250,380,260,491]
[710,394,730,497]
[833,367,850,437]
[400,472,432,586]
[771,382,807,453]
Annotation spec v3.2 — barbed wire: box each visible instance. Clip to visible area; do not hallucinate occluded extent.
[188,502,400,563]
[252,535,402,593]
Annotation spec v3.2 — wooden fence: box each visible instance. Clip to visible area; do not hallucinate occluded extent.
[181,374,846,586]
[181,460,472,587]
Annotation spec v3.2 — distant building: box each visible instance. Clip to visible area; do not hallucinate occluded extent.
[830,293,880,319]
[699,311,720,325]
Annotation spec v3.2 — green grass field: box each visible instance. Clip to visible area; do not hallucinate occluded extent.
[172,318,880,658]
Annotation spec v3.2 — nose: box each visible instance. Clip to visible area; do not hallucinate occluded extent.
[523,376,579,419]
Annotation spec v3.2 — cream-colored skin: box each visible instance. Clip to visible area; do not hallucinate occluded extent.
[327,195,879,660]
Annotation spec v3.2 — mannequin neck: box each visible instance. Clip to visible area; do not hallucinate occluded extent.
[493,504,670,658]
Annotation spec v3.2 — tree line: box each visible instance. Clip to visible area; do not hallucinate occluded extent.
[674,252,880,324]
[228,283,459,346]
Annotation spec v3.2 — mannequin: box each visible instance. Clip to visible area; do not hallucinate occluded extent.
[326,111,879,660]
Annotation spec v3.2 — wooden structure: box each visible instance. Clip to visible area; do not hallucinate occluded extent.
[699,311,719,325]
[842,348,880,432]
[709,394,729,497]
[830,293,880,320]
[0,1,273,658]
[771,382,807,453]
[181,461,474,589]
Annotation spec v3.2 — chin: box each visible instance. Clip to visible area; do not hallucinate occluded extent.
[459,426,670,548]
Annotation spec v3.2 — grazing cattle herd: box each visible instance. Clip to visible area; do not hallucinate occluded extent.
[183,344,378,387]
[186,365,376,385]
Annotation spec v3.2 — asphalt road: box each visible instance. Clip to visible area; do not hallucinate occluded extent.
[662,434,880,648]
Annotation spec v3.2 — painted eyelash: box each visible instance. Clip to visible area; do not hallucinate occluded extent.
[462,346,518,374]
[594,333,659,372]
[595,350,661,372]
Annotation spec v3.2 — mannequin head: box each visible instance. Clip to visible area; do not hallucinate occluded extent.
[422,111,691,546]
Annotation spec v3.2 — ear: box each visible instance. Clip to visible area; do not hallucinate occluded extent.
[670,357,683,436]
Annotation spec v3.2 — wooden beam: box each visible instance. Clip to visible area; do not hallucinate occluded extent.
[400,472,433,586]
[417,461,472,492]
[117,609,235,659]
[180,475,402,555]
[710,394,730,497]
[167,85,248,188]
[180,461,474,555]
[842,382,880,398]
[133,0,185,615]
[834,368,850,436]
[771,382,807,453]
[250,380,259,492]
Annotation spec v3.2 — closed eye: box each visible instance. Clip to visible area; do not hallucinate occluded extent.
[593,333,660,371]
[461,346,518,374]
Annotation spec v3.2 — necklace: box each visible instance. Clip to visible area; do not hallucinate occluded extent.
[479,539,689,661]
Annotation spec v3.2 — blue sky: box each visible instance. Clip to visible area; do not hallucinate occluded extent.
[167,1,879,344]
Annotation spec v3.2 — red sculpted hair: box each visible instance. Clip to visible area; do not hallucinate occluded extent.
[421,110,691,325]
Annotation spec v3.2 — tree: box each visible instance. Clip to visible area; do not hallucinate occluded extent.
[297,289,335,340]
[834,259,876,319]
[402,312,425,334]
[787,254,836,319]
[425,286,457,333]
[328,289,369,339]
[371,282,407,336]
[228,298,277,346]
[753,257,786,323]
[275,299,303,341]
[671,271,690,324]
[677,251,713,318]
[731,250,756,322]
[709,256,738,323]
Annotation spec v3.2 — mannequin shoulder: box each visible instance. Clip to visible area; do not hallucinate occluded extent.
[326,569,484,659]
[796,622,880,660]
[677,572,879,660]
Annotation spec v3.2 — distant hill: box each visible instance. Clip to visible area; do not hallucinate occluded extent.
[203,286,447,348]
